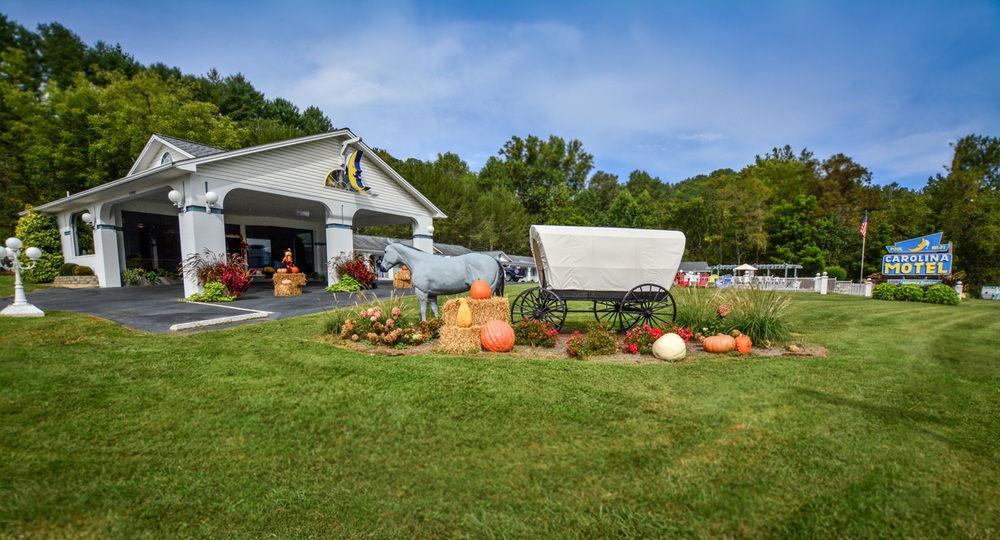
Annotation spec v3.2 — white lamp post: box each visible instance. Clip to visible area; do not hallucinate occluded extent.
[1,237,44,317]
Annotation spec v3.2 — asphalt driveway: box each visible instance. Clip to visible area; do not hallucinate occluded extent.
[9,281,403,333]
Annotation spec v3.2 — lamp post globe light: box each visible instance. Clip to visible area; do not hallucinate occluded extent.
[1,236,45,317]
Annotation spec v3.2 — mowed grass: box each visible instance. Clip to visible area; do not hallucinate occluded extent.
[0,289,998,537]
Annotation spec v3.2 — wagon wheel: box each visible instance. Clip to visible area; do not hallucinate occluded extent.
[510,287,568,330]
[620,284,676,331]
[593,300,633,333]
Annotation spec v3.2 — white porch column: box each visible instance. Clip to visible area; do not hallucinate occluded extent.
[93,225,122,287]
[91,202,122,287]
[325,215,354,286]
[412,216,434,253]
[178,207,226,297]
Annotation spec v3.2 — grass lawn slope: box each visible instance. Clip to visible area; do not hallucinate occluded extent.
[1,294,998,537]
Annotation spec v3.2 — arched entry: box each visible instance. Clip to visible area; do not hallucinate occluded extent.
[223,189,329,275]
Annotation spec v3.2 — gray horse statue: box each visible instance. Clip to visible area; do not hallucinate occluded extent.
[379,242,504,320]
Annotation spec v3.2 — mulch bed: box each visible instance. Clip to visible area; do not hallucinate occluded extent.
[320,333,827,363]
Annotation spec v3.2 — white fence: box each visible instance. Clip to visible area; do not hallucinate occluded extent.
[833,280,873,297]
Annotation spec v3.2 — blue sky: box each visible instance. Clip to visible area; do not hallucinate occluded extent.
[4,0,999,187]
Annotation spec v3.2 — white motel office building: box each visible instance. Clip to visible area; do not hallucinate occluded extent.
[34,130,445,297]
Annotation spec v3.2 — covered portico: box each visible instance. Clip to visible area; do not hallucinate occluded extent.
[34,131,445,297]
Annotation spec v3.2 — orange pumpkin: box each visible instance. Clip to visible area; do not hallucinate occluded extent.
[276,268,288,274]
[480,320,515,352]
[735,334,752,355]
[470,279,491,300]
[289,265,299,274]
[703,334,736,353]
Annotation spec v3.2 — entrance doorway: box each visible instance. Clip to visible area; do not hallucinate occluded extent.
[121,210,181,271]
[241,225,314,272]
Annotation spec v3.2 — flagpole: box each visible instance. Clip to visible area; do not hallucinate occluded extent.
[859,211,867,283]
[859,233,866,282]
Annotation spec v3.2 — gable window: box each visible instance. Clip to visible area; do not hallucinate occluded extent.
[71,211,94,256]
[160,152,173,165]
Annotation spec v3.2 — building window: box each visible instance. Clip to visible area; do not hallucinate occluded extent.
[71,211,94,256]
[160,152,172,165]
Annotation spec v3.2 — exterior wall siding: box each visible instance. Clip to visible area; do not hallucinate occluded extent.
[197,138,432,218]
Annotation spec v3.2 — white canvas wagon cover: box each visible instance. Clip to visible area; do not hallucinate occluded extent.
[529,225,686,292]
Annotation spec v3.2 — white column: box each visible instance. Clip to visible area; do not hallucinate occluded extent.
[820,271,829,295]
[325,216,353,286]
[412,216,434,253]
[814,273,822,293]
[93,225,122,287]
[178,208,226,297]
[864,279,874,297]
[91,203,122,287]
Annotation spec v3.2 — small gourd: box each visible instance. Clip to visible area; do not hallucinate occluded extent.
[289,265,300,274]
[456,298,473,328]
[276,268,288,274]
[481,320,515,352]
[703,334,736,353]
[652,333,686,361]
[735,334,752,355]
[470,279,491,300]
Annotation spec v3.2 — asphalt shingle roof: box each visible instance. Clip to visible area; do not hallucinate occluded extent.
[156,134,225,158]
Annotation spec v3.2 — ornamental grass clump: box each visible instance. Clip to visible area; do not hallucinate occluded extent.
[727,288,792,346]
[331,253,376,288]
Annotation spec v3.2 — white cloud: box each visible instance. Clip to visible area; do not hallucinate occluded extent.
[276,8,998,187]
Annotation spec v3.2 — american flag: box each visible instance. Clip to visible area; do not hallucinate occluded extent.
[859,211,868,238]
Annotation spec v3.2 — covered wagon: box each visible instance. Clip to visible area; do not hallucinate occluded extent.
[510,225,686,331]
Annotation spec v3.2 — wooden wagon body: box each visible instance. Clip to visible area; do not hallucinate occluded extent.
[510,225,686,331]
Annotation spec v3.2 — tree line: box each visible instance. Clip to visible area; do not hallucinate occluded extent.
[1,14,997,292]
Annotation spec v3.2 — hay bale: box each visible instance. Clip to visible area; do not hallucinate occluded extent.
[442,296,510,326]
[437,324,482,354]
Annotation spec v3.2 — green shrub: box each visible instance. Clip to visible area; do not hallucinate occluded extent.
[565,323,618,358]
[825,265,848,281]
[121,268,144,285]
[323,308,353,336]
[728,288,792,345]
[924,284,960,305]
[897,284,925,302]
[58,263,79,276]
[14,206,63,283]
[872,283,898,300]
[325,274,363,292]
[185,281,235,302]
[72,265,94,276]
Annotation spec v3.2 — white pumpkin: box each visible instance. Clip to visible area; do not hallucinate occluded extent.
[652,333,687,361]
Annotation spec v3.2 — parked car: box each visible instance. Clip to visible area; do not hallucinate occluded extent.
[505,265,525,283]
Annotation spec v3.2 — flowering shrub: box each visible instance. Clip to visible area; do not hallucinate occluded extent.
[621,324,665,355]
[332,253,376,288]
[325,296,441,347]
[512,318,558,347]
[183,249,252,297]
[671,326,694,343]
[565,323,618,358]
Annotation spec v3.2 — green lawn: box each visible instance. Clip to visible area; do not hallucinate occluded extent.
[1,291,998,537]
[0,274,50,296]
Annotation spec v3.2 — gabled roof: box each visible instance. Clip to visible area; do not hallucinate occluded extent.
[155,134,224,158]
[36,129,446,219]
[353,234,471,257]
[481,250,513,264]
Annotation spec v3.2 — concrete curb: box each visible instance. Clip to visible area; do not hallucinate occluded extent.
[169,302,273,331]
